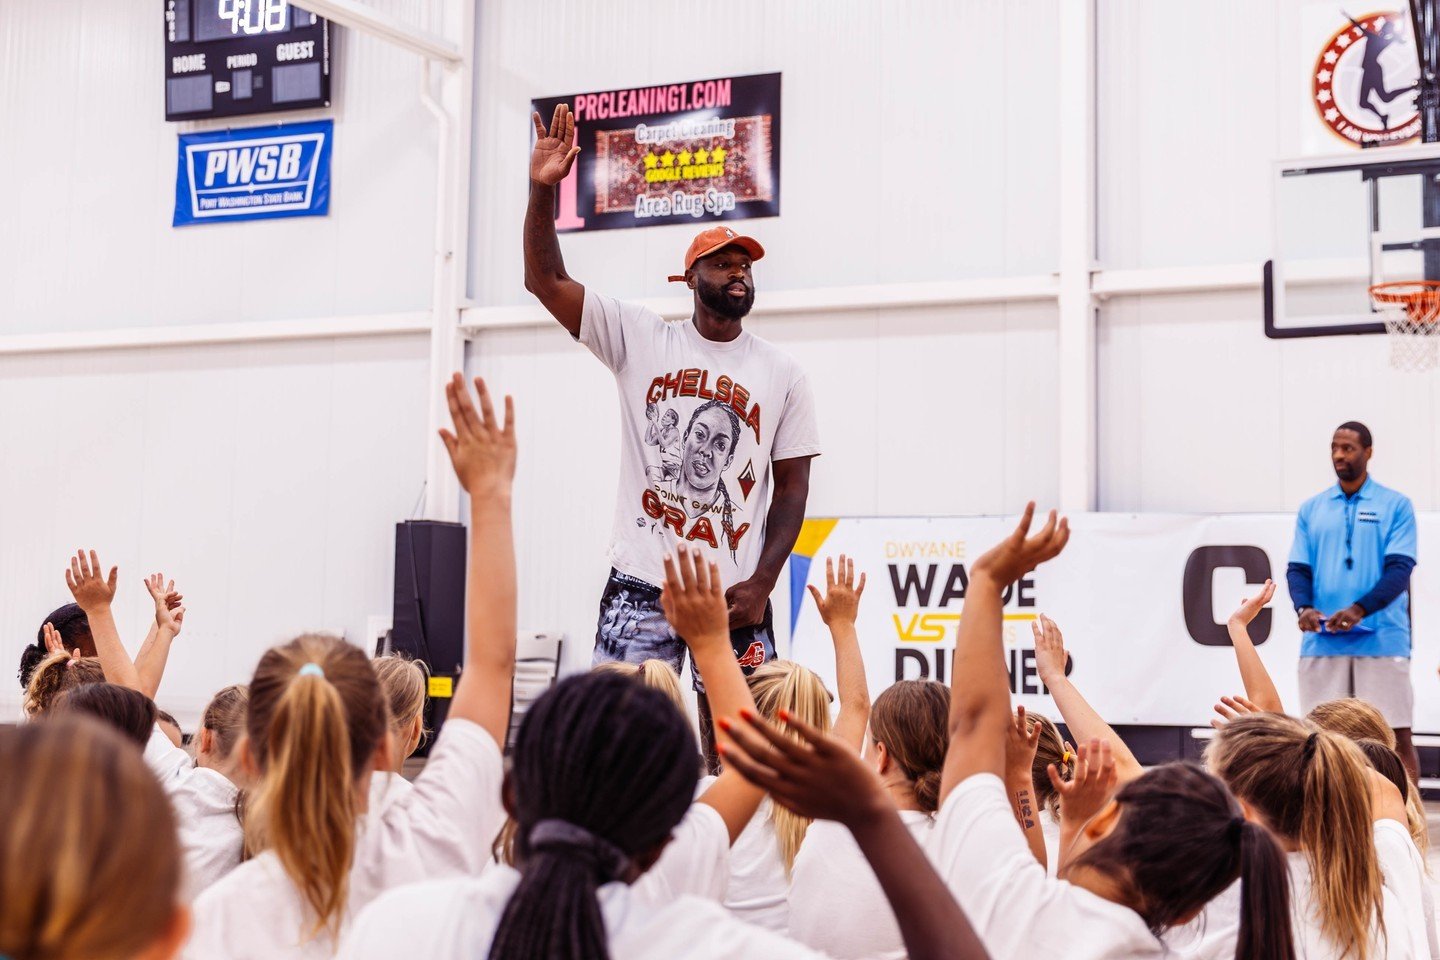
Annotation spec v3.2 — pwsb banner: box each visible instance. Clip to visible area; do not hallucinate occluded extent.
[786,514,1440,731]
[533,73,781,233]
[174,119,332,226]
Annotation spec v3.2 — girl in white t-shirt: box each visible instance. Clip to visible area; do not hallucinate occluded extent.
[185,374,521,959]
[1204,713,1428,960]
[368,655,427,816]
[935,505,1297,960]
[144,684,251,900]
[723,555,871,933]
[787,678,949,960]
[340,539,986,960]
[0,716,192,960]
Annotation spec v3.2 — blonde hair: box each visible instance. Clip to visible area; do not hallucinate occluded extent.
[1308,697,1429,856]
[1308,698,1393,746]
[1209,713,1384,960]
[245,635,386,940]
[23,652,104,717]
[1029,712,1073,822]
[0,715,182,960]
[747,659,832,874]
[201,684,250,760]
[372,655,428,734]
[592,659,685,715]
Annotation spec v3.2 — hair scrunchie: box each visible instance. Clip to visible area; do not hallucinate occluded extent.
[529,819,633,883]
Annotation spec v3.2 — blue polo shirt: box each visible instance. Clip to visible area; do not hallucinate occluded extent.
[1289,477,1417,657]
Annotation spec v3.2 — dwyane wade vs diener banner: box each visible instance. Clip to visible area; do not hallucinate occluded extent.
[533,73,781,233]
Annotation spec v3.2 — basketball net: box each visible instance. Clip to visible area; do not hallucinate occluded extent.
[1369,281,1440,372]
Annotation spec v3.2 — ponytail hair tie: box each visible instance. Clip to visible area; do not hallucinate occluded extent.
[298,662,326,678]
[529,819,633,883]
[1060,749,1074,766]
[1229,816,1246,843]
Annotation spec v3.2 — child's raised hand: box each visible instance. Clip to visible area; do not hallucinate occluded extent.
[807,555,866,627]
[65,550,118,614]
[1049,738,1117,829]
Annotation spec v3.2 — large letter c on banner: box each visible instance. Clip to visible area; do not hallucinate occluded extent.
[1182,546,1272,647]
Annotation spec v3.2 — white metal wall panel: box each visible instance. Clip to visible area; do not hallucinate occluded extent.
[0,334,431,724]
[0,0,446,334]
[468,0,1061,308]
[1097,289,1440,513]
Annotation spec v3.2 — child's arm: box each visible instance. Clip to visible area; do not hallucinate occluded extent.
[661,546,765,844]
[807,555,871,750]
[65,549,142,692]
[437,375,517,747]
[1050,738,1118,874]
[940,505,1070,807]
[1032,614,1144,784]
[1004,706,1047,869]
[134,574,185,700]
[1224,579,1285,713]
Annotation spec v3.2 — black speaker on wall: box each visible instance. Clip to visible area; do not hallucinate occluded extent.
[391,520,466,757]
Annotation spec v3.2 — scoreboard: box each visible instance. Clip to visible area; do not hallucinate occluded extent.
[164,1,331,121]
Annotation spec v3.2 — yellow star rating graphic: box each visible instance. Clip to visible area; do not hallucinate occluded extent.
[640,143,729,184]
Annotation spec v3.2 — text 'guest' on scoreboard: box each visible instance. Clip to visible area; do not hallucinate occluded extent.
[164,1,331,121]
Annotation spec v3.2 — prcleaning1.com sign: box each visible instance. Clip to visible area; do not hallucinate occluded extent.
[173,119,332,226]
[532,72,781,232]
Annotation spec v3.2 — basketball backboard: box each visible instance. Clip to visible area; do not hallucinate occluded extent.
[1266,142,1440,337]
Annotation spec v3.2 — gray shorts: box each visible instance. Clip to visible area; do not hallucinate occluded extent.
[1298,656,1414,728]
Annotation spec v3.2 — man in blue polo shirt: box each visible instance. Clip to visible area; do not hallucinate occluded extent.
[1288,421,1419,777]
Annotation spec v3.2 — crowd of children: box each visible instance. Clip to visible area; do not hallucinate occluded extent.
[2,375,1435,960]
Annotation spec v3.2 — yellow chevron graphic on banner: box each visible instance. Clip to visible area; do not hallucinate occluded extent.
[793,518,839,559]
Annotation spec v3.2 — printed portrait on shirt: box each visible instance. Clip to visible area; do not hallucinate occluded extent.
[637,371,762,565]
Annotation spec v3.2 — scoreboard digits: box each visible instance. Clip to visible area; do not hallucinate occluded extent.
[164,0,330,121]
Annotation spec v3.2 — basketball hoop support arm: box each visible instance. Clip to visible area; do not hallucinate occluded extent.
[294,0,474,523]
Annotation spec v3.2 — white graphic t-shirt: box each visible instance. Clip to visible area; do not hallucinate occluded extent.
[580,290,820,590]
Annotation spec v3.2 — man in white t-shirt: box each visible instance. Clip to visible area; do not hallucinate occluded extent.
[523,104,820,759]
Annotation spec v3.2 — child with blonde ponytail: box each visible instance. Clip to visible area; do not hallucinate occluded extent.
[183,375,519,957]
[720,555,871,933]
[1204,713,1430,960]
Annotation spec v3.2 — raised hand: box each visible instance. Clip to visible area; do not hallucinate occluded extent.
[971,503,1070,586]
[1031,614,1069,686]
[65,549,118,614]
[660,546,729,653]
[42,622,66,656]
[530,104,580,186]
[144,573,185,637]
[1005,706,1042,778]
[439,374,517,499]
[1210,694,1262,729]
[1049,738,1117,829]
[807,555,867,627]
[1229,579,1276,629]
[718,709,888,826]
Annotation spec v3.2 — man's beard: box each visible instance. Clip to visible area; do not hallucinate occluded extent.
[697,279,754,320]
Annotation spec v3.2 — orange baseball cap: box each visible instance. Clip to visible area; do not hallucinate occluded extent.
[667,226,765,282]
